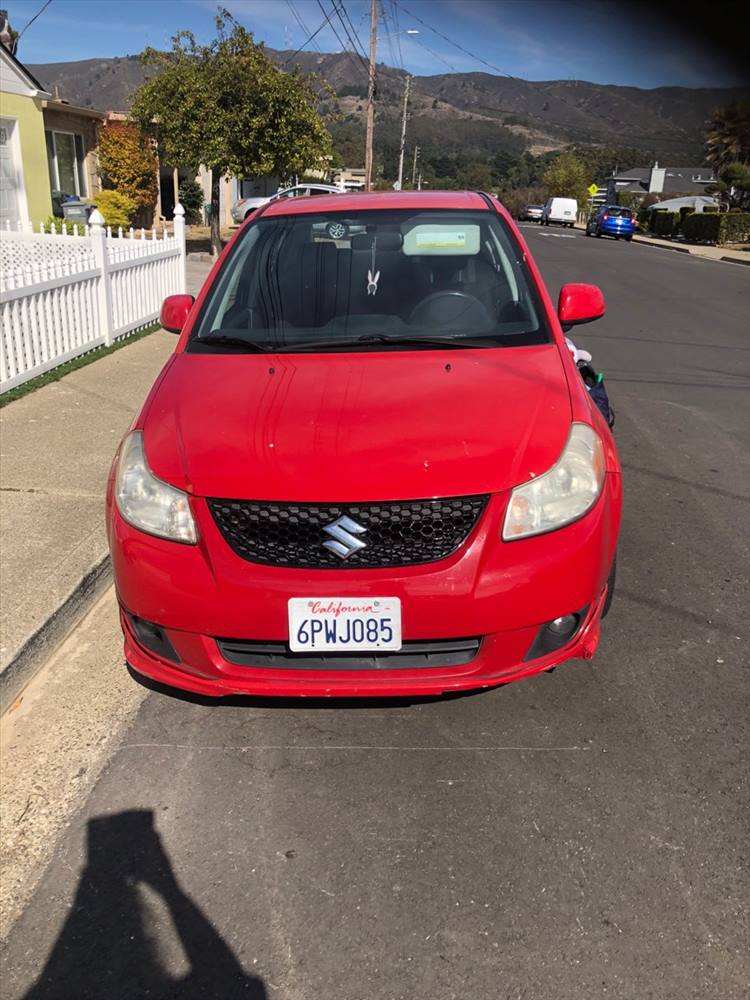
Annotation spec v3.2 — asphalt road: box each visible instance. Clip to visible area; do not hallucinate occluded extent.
[2,231,749,1000]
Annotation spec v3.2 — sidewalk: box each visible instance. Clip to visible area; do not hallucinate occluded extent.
[574,222,750,264]
[0,257,212,710]
[631,231,749,264]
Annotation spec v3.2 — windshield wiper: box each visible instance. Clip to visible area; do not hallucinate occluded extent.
[273,334,501,353]
[192,333,272,353]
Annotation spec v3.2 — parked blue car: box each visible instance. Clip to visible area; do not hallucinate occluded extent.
[585,205,635,241]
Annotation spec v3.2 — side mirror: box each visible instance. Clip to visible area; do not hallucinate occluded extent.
[160,294,195,334]
[557,283,605,330]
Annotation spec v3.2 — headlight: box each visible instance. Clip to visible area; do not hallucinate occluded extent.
[115,431,197,543]
[502,423,605,541]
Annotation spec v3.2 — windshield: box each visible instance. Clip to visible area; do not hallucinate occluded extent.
[189,208,551,353]
[605,207,633,218]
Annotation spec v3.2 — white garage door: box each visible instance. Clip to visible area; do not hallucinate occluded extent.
[0,117,25,224]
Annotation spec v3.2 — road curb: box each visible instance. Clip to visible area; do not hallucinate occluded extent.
[0,554,112,714]
[631,235,748,263]
[632,237,690,254]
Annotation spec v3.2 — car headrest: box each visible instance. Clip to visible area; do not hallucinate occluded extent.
[351,231,403,252]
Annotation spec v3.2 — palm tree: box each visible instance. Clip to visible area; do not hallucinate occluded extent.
[705,100,750,172]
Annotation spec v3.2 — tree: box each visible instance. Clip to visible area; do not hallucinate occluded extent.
[705,100,750,173]
[542,152,588,205]
[178,179,206,225]
[95,121,158,223]
[131,11,332,255]
[705,161,750,211]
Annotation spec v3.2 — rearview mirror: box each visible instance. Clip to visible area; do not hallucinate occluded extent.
[557,283,605,330]
[160,294,195,334]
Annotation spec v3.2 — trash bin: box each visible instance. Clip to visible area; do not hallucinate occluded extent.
[61,200,93,225]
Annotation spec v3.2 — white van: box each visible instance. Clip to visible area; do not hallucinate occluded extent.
[541,197,577,228]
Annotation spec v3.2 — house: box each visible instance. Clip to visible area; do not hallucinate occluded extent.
[0,41,52,225]
[605,162,716,204]
[42,96,106,208]
[332,167,365,191]
[1,34,108,225]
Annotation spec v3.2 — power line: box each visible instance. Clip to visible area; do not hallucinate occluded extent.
[393,0,514,79]
[18,0,53,39]
[379,2,400,74]
[391,0,648,135]
[330,0,370,73]
[282,4,337,64]
[316,0,370,81]
[335,0,369,63]
[287,0,322,53]
[389,0,405,71]
[408,31,459,73]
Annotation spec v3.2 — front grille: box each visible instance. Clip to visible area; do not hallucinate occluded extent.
[207,495,488,569]
[216,637,482,670]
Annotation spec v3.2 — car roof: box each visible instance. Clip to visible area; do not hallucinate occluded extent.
[284,183,340,190]
[262,190,491,218]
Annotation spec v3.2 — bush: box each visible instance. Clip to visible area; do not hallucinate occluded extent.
[87,190,137,228]
[178,179,205,225]
[95,121,158,217]
[682,213,720,242]
[41,215,86,232]
[682,212,750,243]
[651,211,680,237]
[720,213,750,242]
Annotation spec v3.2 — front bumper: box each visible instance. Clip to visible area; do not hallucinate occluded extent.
[109,479,621,698]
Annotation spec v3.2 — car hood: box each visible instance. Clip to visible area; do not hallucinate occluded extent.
[235,196,269,209]
[143,345,572,502]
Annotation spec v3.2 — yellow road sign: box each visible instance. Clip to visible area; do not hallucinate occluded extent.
[587,183,599,196]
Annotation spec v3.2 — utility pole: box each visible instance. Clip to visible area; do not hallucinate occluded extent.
[396,75,411,191]
[412,146,420,188]
[417,172,423,191]
[364,0,378,192]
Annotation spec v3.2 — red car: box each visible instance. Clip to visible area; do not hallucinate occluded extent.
[106,191,621,698]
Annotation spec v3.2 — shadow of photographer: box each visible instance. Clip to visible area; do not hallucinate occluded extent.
[24,809,266,1000]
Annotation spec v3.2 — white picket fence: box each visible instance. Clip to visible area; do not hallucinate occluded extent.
[0,205,186,392]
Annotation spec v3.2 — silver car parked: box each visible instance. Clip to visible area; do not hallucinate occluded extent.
[230,183,345,225]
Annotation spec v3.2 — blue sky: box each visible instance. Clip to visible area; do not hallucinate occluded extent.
[8,0,746,88]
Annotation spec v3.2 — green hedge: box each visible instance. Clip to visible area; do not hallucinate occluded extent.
[682,213,720,242]
[651,211,680,237]
[719,212,750,242]
[682,212,750,244]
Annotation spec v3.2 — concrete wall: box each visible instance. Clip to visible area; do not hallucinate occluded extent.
[0,91,52,223]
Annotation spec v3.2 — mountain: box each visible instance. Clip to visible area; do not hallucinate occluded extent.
[28,51,749,162]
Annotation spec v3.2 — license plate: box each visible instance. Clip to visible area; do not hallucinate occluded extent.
[288,597,402,652]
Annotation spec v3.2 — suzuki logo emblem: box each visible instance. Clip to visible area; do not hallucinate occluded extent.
[322,515,367,559]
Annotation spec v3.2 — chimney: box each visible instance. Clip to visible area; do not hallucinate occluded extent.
[649,161,665,194]
[0,9,18,55]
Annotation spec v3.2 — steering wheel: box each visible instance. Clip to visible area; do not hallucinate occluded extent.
[408,290,493,330]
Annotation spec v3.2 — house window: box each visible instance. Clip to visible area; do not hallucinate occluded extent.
[46,130,87,197]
